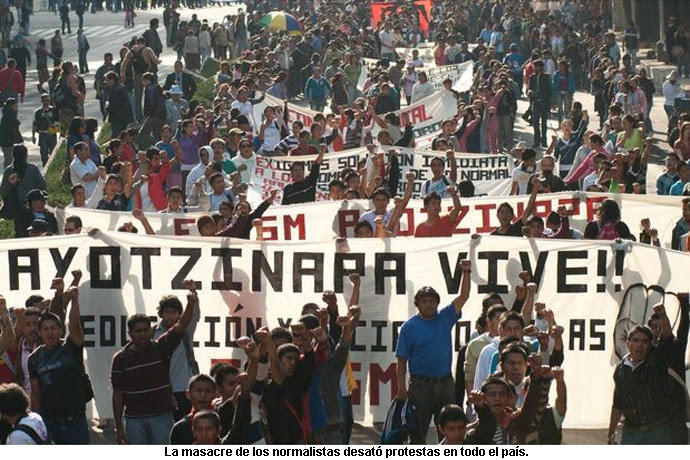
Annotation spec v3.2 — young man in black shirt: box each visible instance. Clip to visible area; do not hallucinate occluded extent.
[169,374,216,445]
[491,176,539,237]
[28,286,89,444]
[281,144,326,205]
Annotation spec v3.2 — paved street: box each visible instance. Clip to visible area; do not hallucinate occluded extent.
[12,4,244,166]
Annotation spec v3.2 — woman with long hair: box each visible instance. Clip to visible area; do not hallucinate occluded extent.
[584,199,635,240]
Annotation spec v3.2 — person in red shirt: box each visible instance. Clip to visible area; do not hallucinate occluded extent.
[414,185,462,238]
[0,59,26,103]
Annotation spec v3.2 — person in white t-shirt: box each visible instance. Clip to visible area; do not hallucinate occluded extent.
[420,151,458,198]
[379,23,395,60]
[0,383,49,444]
[510,148,537,195]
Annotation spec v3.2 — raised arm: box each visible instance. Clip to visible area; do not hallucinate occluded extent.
[447,184,462,223]
[386,171,415,234]
[452,260,472,315]
[172,280,198,334]
[255,328,283,385]
[133,208,156,235]
[552,367,567,417]
[521,283,537,325]
[447,150,457,183]
[65,286,84,346]
[518,176,540,224]
[653,304,673,339]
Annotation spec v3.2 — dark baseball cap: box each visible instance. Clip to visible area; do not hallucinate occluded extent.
[27,219,51,233]
[27,189,48,202]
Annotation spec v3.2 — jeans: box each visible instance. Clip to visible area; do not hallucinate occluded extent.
[621,421,674,445]
[664,104,675,122]
[133,74,143,122]
[125,412,175,445]
[1,146,13,169]
[78,50,88,73]
[678,53,690,78]
[61,17,71,34]
[45,414,89,444]
[408,374,455,444]
[532,103,549,146]
[554,91,572,123]
[309,98,326,111]
[38,133,57,166]
[497,113,513,152]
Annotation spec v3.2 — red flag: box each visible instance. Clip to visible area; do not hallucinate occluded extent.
[370,0,433,33]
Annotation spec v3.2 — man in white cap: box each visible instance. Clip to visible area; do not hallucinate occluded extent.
[663,70,681,121]
[165,85,187,128]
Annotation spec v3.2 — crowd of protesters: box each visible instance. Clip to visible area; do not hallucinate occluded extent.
[0,0,689,446]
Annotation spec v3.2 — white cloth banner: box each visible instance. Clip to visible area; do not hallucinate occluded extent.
[248,147,512,203]
[57,193,685,249]
[395,46,436,66]
[371,89,459,139]
[3,232,688,428]
[253,93,322,129]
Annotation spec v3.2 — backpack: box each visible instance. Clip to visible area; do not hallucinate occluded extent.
[10,417,52,445]
[52,78,67,110]
[381,399,418,444]
[598,222,620,240]
[131,48,148,74]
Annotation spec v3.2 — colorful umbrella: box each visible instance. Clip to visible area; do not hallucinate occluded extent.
[260,11,303,35]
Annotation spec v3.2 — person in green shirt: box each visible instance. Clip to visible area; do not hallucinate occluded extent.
[616,114,644,151]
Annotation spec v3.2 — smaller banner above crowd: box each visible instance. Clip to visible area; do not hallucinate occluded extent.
[370,89,459,139]
[249,147,513,202]
[57,193,685,248]
[395,46,436,66]
[253,93,321,131]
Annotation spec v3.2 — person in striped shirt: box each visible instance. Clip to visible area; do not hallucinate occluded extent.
[111,280,199,445]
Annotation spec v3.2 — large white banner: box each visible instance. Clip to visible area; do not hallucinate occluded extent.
[249,147,512,202]
[2,232,688,428]
[58,193,685,249]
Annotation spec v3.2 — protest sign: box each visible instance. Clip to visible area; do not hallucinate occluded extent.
[57,193,684,249]
[3,232,687,428]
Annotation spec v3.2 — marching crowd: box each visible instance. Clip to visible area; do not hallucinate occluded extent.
[0,0,689,446]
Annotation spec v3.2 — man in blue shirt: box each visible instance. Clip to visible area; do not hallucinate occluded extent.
[503,44,525,96]
[396,259,472,444]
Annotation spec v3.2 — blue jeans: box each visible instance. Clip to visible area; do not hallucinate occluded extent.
[621,421,674,445]
[125,412,175,445]
[45,414,89,444]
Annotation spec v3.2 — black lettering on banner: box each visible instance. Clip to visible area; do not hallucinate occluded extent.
[375,253,406,295]
[81,315,95,347]
[392,321,404,352]
[226,316,239,346]
[477,251,509,294]
[205,316,221,347]
[8,249,40,291]
[351,320,366,352]
[171,248,202,290]
[438,252,468,294]
[334,253,365,293]
[557,251,588,293]
[371,320,388,352]
[211,248,242,291]
[590,319,606,350]
[519,251,548,286]
[569,319,586,351]
[252,250,283,292]
[49,247,78,278]
[454,321,472,349]
[130,247,161,290]
[100,315,116,347]
[89,246,122,289]
[293,252,324,292]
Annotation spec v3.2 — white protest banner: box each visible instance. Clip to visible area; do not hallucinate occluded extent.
[248,147,512,202]
[3,232,688,428]
[395,46,436,66]
[57,193,685,247]
[253,93,322,129]
[426,61,475,93]
[371,89,458,139]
